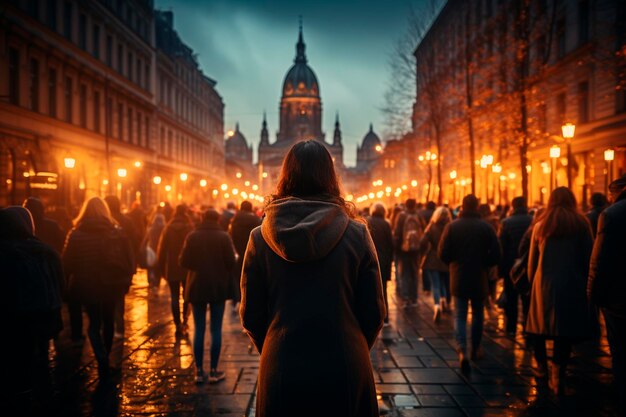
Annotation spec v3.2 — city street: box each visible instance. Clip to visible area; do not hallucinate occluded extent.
[28,271,618,417]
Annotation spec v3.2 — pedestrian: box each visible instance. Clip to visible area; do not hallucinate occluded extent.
[240,140,385,417]
[62,197,134,378]
[219,201,237,231]
[419,201,437,293]
[228,200,261,311]
[393,198,425,307]
[419,206,452,322]
[104,195,139,338]
[1,206,64,404]
[586,192,608,238]
[128,200,147,239]
[179,209,236,384]
[588,174,626,414]
[498,196,532,335]
[23,197,65,253]
[526,187,593,396]
[479,203,500,314]
[143,213,165,289]
[438,194,501,372]
[367,202,394,326]
[158,204,193,337]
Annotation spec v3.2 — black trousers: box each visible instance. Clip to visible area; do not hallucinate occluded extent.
[533,336,572,366]
[68,300,83,339]
[84,301,115,365]
[603,308,626,415]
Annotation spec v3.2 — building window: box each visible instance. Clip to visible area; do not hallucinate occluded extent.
[29,58,39,112]
[127,108,133,144]
[136,58,141,86]
[8,48,20,105]
[106,35,113,66]
[106,97,112,136]
[617,88,626,114]
[578,81,589,123]
[27,0,39,19]
[137,111,142,147]
[117,102,124,140]
[47,0,57,31]
[127,52,133,80]
[539,103,547,134]
[557,19,566,59]
[79,84,87,128]
[94,91,101,133]
[78,13,86,49]
[556,92,566,124]
[48,68,57,117]
[63,1,72,40]
[64,76,73,123]
[93,25,100,59]
[578,0,589,45]
[145,64,150,90]
[117,43,123,73]
[168,130,173,156]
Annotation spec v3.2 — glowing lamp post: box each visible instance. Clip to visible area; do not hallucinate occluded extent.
[153,175,162,185]
[549,145,561,191]
[63,156,76,209]
[604,149,615,194]
[492,164,502,204]
[481,154,493,203]
[64,157,76,169]
[561,123,575,189]
[449,170,457,204]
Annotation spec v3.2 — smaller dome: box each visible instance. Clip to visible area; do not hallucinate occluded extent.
[226,123,249,150]
[361,124,381,149]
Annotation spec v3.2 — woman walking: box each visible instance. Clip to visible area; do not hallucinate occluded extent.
[526,187,593,395]
[240,140,386,417]
[179,209,236,384]
[419,206,451,322]
[62,197,134,378]
[367,202,394,326]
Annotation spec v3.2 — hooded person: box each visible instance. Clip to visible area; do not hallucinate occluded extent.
[240,140,385,417]
[1,206,64,401]
[23,197,65,253]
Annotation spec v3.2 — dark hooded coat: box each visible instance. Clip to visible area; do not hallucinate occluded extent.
[240,197,385,417]
[157,215,193,283]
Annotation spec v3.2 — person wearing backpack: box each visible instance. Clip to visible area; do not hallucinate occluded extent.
[62,197,134,379]
[393,198,425,307]
[438,194,501,372]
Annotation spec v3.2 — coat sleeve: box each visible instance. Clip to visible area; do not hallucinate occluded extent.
[355,225,386,350]
[393,213,405,249]
[437,223,453,265]
[156,226,168,274]
[527,225,540,285]
[61,230,77,278]
[240,232,269,354]
[222,233,237,270]
[485,226,501,267]
[587,213,609,303]
[178,233,195,271]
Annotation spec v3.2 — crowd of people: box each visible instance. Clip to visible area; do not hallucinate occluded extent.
[2,140,624,416]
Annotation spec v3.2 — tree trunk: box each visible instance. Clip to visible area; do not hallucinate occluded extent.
[435,127,443,205]
[464,6,476,196]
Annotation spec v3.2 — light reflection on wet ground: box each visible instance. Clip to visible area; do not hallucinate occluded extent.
[25,270,618,416]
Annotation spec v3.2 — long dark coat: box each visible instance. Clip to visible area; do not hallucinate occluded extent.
[240,197,385,417]
[438,211,501,299]
[62,217,134,304]
[526,220,593,338]
[419,222,449,272]
[366,213,393,281]
[179,221,236,305]
[498,209,532,276]
[157,215,193,283]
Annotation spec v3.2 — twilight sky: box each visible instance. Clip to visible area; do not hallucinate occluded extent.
[154,0,426,166]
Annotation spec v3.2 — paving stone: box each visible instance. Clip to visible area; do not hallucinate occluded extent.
[404,368,466,384]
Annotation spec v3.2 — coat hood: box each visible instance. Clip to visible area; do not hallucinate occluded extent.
[261,197,350,263]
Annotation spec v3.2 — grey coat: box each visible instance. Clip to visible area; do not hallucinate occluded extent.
[240,197,385,417]
[526,221,593,338]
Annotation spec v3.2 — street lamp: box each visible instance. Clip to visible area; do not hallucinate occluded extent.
[133,160,142,168]
[153,175,162,185]
[117,168,127,178]
[235,172,242,179]
[64,157,76,169]
[604,149,615,194]
[199,179,208,188]
[549,145,561,191]
[63,156,76,209]
[561,123,576,189]
[449,170,457,204]
[481,154,493,203]
[179,172,188,182]
[492,164,502,205]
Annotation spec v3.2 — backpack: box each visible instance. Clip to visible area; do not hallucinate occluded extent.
[101,227,134,288]
[401,213,423,252]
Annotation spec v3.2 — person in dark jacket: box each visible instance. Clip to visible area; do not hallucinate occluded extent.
[219,202,237,231]
[1,206,64,402]
[498,196,532,335]
[419,201,437,292]
[104,195,139,338]
[419,207,452,322]
[367,202,394,325]
[158,204,193,337]
[240,141,385,417]
[588,175,626,414]
[144,214,165,289]
[180,209,236,384]
[62,197,134,378]
[229,200,262,309]
[586,192,608,238]
[527,187,593,396]
[393,198,425,307]
[438,194,501,372]
[23,197,65,253]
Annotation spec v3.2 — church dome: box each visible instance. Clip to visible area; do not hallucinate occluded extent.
[282,24,319,98]
[361,124,381,150]
[226,123,248,151]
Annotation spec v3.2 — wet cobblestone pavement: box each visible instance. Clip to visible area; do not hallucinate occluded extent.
[29,270,618,416]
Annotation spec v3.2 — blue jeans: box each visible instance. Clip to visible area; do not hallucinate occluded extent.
[423,269,447,305]
[192,302,225,371]
[453,296,484,353]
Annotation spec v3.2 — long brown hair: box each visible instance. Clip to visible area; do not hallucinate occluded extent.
[534,187,591,241]
[268,140,356,218]
[73,196,117,227]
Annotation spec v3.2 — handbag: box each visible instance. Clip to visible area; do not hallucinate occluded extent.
[510,251,530,296]
[145,245,157,267]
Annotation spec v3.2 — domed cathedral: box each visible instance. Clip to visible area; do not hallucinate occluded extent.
[258,21,344,178]
[356,124,382,171]
[225,123,255,180]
